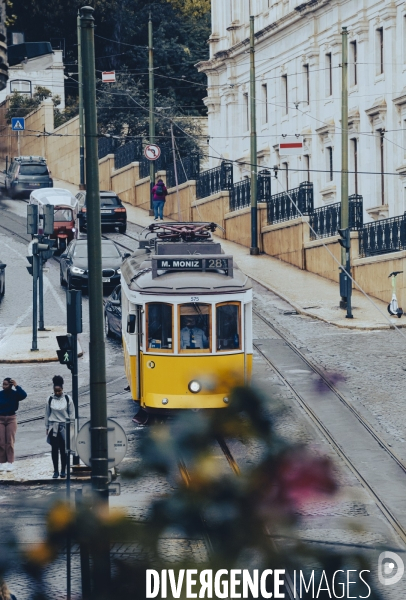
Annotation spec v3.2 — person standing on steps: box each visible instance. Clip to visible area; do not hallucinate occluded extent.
[45,375,74,479]
[0,378,27,473]
[151,178,168,220]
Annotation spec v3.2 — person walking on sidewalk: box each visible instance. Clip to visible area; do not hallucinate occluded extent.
[151,179,168,220]
[45,375,74,479]
[0,378,27,472]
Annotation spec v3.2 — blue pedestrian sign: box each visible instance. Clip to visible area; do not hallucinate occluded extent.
[11,117,25,131]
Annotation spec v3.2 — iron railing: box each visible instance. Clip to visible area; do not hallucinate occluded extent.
[267,181,313,224]
[166,153,200,189]
[196,161,233,199]
[230,178,251,212]
[98,137,116,160]
[114,139,142,170]
[359,214,406,257]
[309,195,363,240]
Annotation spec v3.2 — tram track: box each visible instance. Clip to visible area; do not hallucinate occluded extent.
[252,308,406,546]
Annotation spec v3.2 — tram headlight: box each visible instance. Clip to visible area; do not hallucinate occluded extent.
[188,380,202,394]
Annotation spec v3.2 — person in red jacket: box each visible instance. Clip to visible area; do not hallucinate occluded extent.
[151,179,168,220]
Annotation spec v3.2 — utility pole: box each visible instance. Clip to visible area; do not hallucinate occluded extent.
[80,5,109,496]
[78,12,85,190]
[80,6,110,590]
[249,14,259,255]
[171,124,181,220]
[148,12,155,216]
[339,26,352,318]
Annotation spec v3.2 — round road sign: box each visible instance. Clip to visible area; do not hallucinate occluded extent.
[76,418,128,468]
[144,144,161,161]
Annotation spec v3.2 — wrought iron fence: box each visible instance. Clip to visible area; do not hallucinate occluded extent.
[359,214,406,257]
[98,137,116,160]
[196,161,233,199]
[267,181,313,224]
[309,195,363,240]
[166,153,200,189]
[230,178,251,212]
[114,139,142,170]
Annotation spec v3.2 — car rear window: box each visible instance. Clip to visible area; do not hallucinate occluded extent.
[19,164,49,176]
[100,196,120,206]
[54,209,73,222]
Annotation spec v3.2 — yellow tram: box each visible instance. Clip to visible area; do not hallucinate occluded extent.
[121,223,252,413]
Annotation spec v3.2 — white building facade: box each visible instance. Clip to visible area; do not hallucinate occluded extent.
[198,0,406,221]
[0,50,65,108]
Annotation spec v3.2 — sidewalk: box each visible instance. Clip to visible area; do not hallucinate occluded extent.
[0,326,83,363]
[53,179,396,330]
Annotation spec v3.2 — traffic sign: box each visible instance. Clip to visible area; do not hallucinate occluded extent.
[279,135,304,156]
[11,117,25,131]
[102,71,116,83]
[76,418,128,468]
[144,144,161,161]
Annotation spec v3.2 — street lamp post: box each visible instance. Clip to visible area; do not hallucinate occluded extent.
[148,12,155,216]
[249,14,259,255]
[80,5,110,590]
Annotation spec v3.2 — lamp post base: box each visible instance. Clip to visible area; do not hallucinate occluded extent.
[250,247,260,256]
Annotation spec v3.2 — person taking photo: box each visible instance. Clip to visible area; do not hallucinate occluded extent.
[0,378,27,472]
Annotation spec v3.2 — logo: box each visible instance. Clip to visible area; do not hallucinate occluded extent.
[378,551,404,586]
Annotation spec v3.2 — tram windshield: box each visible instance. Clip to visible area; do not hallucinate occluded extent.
[216,303,240,351]
[179,303,211,352]
[147,303,173,352]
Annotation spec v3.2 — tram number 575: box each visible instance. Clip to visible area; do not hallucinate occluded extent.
[190,297,200,302]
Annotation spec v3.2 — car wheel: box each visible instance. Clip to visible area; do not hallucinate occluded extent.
[60,269,66,287]
[105,314,113,338]
[0,280,4,297]
[118,223,127,234]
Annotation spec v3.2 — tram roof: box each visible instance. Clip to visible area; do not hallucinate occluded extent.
[122,256,250,294]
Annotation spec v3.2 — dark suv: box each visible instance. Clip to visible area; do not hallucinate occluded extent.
[76,191,127,233]
[5,156,53,199]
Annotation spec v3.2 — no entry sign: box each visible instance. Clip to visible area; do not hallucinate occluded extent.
[102,71,116,83]
[279,136,304,156]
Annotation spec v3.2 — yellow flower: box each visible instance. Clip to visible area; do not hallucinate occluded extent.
[25,542,55,566]
[47,502,75,533]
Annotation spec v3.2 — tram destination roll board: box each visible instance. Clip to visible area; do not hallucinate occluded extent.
[152,255,233,278]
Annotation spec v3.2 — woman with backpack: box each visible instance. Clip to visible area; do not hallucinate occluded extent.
[45,375,74,479]
[151,178,168,220]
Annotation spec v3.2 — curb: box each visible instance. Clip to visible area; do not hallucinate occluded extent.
[0,476,91,486]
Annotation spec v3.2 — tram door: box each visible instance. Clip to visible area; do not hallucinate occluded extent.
[127,304,143,400]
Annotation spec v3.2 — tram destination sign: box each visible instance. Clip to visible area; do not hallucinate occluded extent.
[152,255,233,278]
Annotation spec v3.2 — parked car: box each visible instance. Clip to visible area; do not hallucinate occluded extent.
[59,239,129,292]
[75,190,127,233]
[5,156,53,199]
[104,285,122,339]
[0,260,5,298]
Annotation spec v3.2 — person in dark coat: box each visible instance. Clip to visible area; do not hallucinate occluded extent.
[0,378,27,472]
[151,179,168,220]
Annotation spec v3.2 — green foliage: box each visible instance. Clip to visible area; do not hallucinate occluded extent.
[54,95,79,129]
[5,91,40,123]
[96,69,202,156]
[10,0,210,116]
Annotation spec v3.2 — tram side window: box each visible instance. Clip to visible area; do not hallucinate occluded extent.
[147,303,173,352]
[216,303,241,351]
[179,304,211,352]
